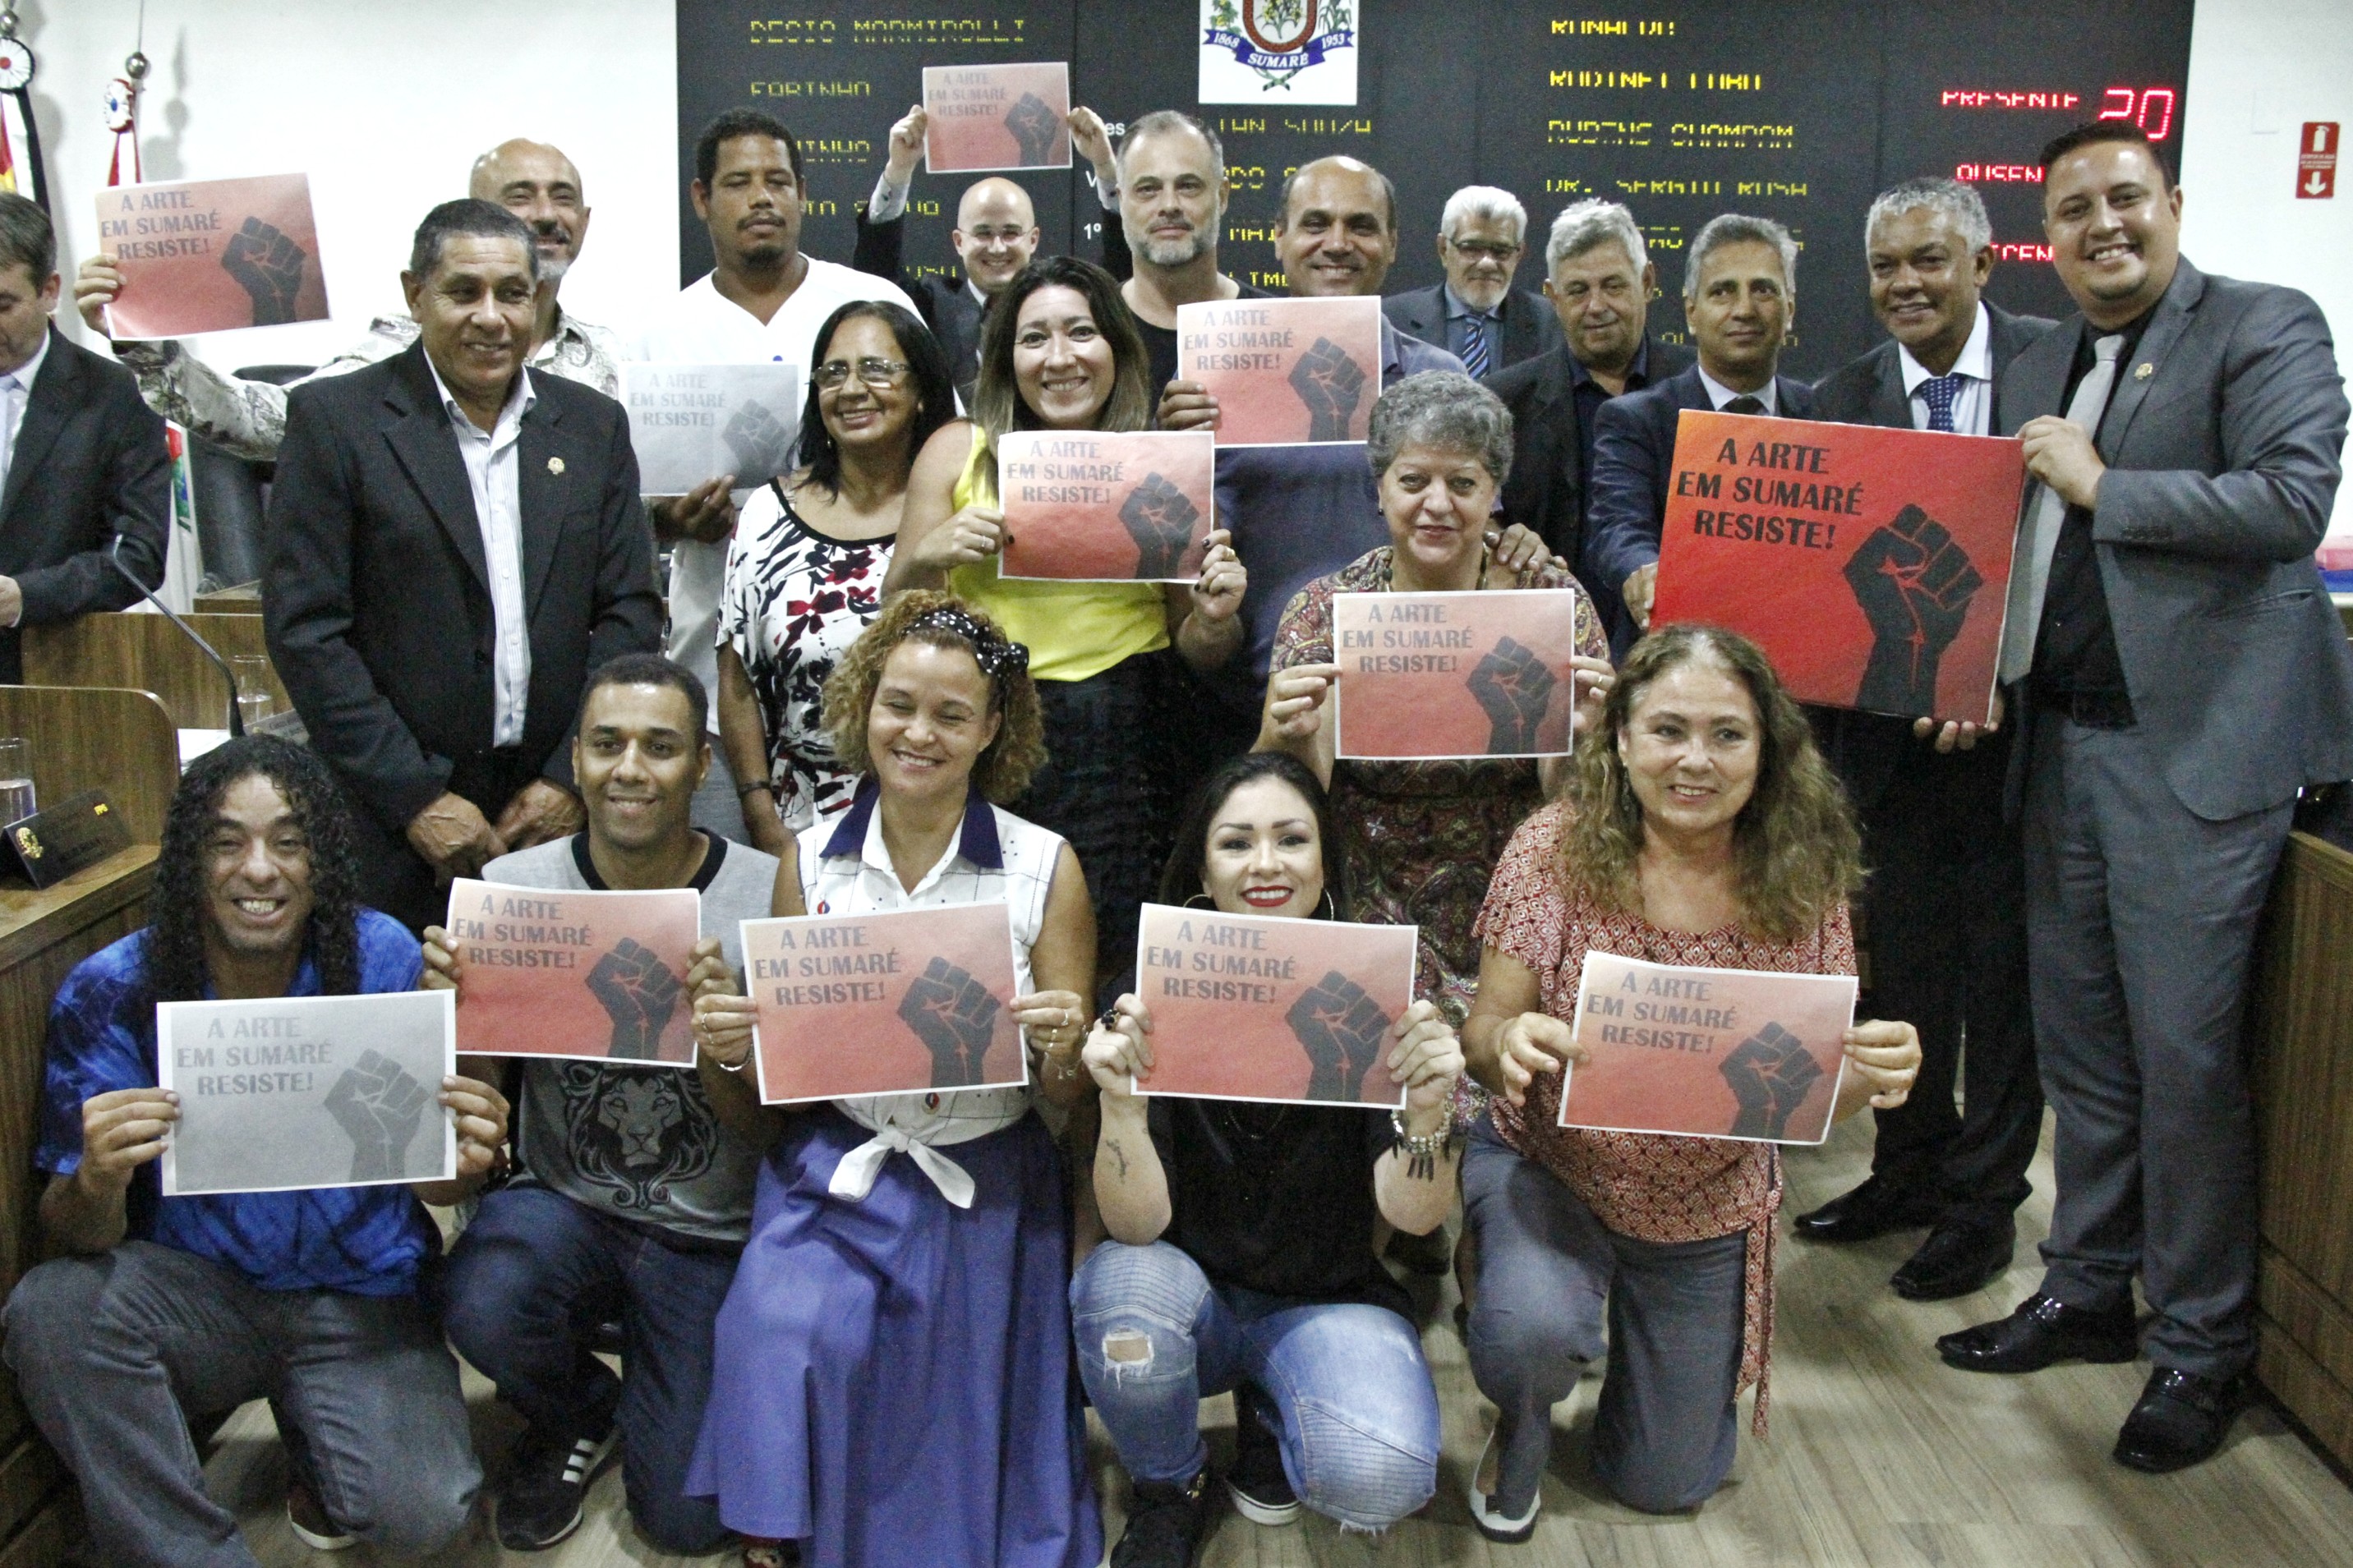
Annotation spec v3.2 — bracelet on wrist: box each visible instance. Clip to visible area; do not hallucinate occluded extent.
[736,779,775,801]
[1389,1109,1456,1180]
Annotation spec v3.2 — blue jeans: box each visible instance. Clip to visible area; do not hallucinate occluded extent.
[443,1185,739,1553]
[1070,1240,1438,1531]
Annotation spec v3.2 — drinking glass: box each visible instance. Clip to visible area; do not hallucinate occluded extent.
[0,738,33,824]
[232,655,275,729]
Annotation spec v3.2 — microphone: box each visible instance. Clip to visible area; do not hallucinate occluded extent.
[108,536,244,738]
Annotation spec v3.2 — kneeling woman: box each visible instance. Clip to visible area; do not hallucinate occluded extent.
[1076,752,1462,1565]
[688,591,1102,1568]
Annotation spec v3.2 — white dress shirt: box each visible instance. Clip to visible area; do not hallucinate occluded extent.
[1697,362,1779,415]
[0,327,51,503]
[1895,301,1994,437]
[425,359,536,747]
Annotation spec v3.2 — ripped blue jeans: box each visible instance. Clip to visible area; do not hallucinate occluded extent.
[1070,1240,1439,1531]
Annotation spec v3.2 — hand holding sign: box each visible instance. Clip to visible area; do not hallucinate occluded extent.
[1843,504,1985,715]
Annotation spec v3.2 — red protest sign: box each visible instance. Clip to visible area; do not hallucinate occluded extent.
[1133,904,1417,1107]
[1650,412,2026,722]
[1333,589,1587,758]
[1000,430,1217,582]
[445,881,702,1065]
[1176,296,1383,446]
[97,173,329,337]
[923,63,1072,173]
[1558,950,1856,1145]
[744,903,1026,1103]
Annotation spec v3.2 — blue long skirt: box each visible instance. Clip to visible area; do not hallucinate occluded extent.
[685,1106,1103,1568]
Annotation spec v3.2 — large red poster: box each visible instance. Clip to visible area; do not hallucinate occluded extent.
[97,173,330,338]
[1650,412,2027,722]
[444,881,702,1065]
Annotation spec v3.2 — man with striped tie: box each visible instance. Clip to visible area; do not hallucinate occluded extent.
[1798,178,2054,1302]
[1383,186,1561,376]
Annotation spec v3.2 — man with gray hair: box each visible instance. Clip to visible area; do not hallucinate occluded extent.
[1795,177,2055,1301]
[1384,185,1562,375]
[1585,212,1815,654]
[1486,199,1693,632]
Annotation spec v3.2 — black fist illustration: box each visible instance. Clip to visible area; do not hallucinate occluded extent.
[1719,1022,1826,1140]
[723,399,794,481]
[324,1049,433,1181]
[1118,471,1203,577]
[1843,504,1984,716]
[219,216,308,327]
[1466,636,1560,753]
[587,939,685,1061]
[1287,971,1392,1101]
[1002,92,1061,166]
[898,958,1004,1087]
[1287,338,1368,442]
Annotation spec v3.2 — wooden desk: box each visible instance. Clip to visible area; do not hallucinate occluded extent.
[192,583,261,615]
[0,688,181,848]
[20,612,288,732]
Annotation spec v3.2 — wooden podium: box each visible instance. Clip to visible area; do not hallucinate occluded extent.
[21,611,288,733]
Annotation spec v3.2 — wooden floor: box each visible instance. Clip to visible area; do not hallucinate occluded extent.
[210,1110,2353,1567]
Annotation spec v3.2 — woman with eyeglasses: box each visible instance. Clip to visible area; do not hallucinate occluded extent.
[887,255,1248,989]
[718,301,960,858]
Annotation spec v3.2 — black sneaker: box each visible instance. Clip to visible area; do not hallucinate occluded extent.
[1111,1471,1210,1568]
[498,1424,618,1551]
[1227,1386,1301,1525]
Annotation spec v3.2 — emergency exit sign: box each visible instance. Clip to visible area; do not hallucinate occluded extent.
[2300,122,2338,199]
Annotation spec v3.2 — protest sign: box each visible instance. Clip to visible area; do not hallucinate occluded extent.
[97,173,329,337]
[1557,950,1856,1145]
[999,430,1217,582]
[1650,412,2027,722]
[923,63,1073,172]
[1332,589,1589,758]
[744,903,1026,1103]
[1176,296,1383,445]
[444,880,702,1065]
[159,989,456,1195]
[1133,904,1417,1106]
[620,363,801,495]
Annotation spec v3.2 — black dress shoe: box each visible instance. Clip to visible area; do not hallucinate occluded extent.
[2114,1368,2248,1473]
[1936,1292,2139,1373]
[1891,1216,2015,1301]
[1794,1177,1945,1244]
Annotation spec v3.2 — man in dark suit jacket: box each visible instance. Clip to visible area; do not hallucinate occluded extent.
[266,200,661,931]
[1795,178,2054,1303]
[1936,126,2353,1474]
[0,193,168,683]
[1584,214,1816,655]
[1486,200,1692,614]
[1383,185,1562,375]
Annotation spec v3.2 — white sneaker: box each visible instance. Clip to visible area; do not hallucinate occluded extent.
[1467,1424,1538,1543]
[287,1478,357,1552]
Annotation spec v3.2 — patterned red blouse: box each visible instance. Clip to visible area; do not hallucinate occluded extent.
[1475,799,1858,1433]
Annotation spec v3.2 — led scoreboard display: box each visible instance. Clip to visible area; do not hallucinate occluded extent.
[679,2,2192,375]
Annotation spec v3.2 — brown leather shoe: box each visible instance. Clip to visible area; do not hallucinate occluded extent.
[1936,1292,2138,1373]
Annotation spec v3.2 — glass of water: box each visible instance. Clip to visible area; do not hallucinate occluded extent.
[232,656,275,730]
[0,738,33,825]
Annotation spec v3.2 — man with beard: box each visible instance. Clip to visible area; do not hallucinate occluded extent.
[1384,185,1562,373]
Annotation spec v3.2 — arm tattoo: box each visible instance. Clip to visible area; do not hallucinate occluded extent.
[1102,1136,1131,1180]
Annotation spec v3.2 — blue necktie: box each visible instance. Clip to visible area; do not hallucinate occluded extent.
[1918,372,1967,434]
[1462,314,1493,379]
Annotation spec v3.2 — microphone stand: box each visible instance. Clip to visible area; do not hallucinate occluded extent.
[108,536,244,737]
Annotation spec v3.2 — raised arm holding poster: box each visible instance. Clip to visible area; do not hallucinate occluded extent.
[1132,903,1417,1107]
[1176,295,1383,446]
[96,172,329,338]
[620,363,801,496]
[744,903,1026,1103]
[923,63,1073,173]
[159,989,457,1196]
[444,879,702,1065]
[1649,412,2027,722]
[1558,950,1856,1145]
[999,430,1217,582]
[1332,589,1588,758]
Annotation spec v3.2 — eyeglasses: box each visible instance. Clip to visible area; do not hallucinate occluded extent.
[1448,239,1522,261]
[813,357,910,389]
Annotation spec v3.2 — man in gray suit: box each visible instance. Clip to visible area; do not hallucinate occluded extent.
[1937,123,2353,1474]
[1383,186,1561,375]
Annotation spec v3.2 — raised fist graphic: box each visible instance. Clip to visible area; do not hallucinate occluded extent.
[1118,471,1203,577]
[1002,92,1061,166]
[723,399,794,481]
[1287,338,1368,442]
[324,1049,433,1181]
[1843,504,1984,716]
[1287,971,1392,1101]
[1719,1021,1825,1140]
[898,958,1004,1087]
[587,939,685,1061]
[1466,636,1560,753]
[219,216,309,327]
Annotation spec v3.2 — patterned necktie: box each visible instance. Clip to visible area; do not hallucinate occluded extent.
[1996,333,2125,684]
[1724,393,1765,414]
[1462,314,1493,379]
[1918,371,1967,433]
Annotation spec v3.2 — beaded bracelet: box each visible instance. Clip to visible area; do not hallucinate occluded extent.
[1389,1110,1455,1180]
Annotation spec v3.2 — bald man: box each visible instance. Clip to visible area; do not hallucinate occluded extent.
[853,103,1041,389]
[73,137,619,462]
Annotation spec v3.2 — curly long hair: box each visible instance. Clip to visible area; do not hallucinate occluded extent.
[1563,623,1861,944]
[964,255,1154,503]
[822,590,1047,803]
[1157,752,1350,918]
[145,736,365,1005]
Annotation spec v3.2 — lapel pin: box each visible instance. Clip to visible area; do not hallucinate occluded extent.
[2134,363,2153,380]
[547,456,565,475]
